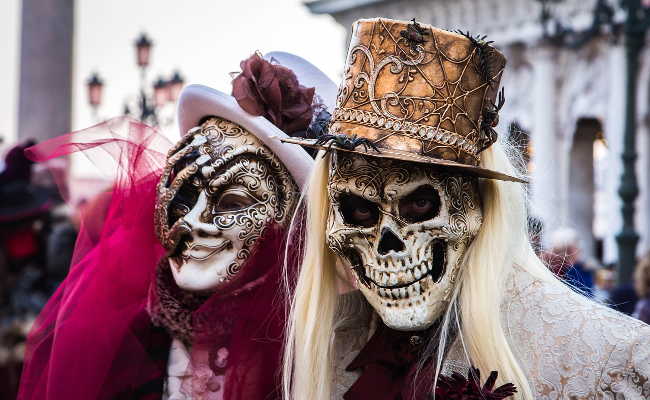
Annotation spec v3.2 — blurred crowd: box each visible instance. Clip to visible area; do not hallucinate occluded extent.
[540,226,650,321]
[1,139,650,397]
[0,140,79,399]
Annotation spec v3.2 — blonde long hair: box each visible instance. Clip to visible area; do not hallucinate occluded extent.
[283,140,561,400]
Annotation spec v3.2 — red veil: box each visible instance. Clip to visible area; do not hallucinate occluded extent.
[18,118,296,400]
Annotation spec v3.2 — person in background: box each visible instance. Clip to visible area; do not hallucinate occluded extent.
[608,266,639,315]
[0,140,56,400]
[0,140,55,316]
[633,253,650,324]
[593,268,615,304]
[544,227,595,297]
[45,203,77,288]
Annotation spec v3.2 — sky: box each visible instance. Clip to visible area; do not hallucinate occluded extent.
[0,0,346,146]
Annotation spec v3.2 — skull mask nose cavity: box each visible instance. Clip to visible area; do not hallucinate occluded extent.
[377,227,405,255]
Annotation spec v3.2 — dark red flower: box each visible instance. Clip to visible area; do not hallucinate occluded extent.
[232,53,315,134]
[434,367,517,399]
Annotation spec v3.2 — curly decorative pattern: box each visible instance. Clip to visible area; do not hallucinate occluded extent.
[499,267,650,399]
[155,117,298,282]
[438,174,482,243]
[326,152,482,329]
[330,18,506,166]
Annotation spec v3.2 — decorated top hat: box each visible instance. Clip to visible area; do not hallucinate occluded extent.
[282,18,524,183]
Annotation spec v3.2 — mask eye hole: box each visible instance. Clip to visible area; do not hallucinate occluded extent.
[398,185,441,223]
[213,189,257,212]
[169,176,201,225]
[339,193,379,228]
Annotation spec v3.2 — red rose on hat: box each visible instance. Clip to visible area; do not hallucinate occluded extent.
[232,53,315,134]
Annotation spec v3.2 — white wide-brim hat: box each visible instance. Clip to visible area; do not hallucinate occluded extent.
[177,52,337,188]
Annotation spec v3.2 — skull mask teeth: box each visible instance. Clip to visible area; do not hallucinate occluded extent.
[344,238,447,295]
[326,152,482,330]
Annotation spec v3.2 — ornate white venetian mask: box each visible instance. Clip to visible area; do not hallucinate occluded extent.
[326,152,482,330]
[156,117,298,292]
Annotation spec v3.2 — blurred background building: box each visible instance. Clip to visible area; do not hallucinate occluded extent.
[18,0,74,144]
[0,0,346,202]
[2,0,650,396]
[307,0,650,268]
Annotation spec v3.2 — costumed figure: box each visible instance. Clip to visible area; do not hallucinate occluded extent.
[0,140,57,399]
[281,18,650,400]
[18,52,336,400]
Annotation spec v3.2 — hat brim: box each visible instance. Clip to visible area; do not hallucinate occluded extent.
[279,137,527,183]
[177,85,314,188]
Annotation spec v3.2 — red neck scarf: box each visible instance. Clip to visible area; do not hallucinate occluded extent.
[148,223,293,400]
[344,322,437,400]
[344,322,518,400]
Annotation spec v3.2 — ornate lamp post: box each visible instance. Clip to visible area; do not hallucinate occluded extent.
[169,71,185,102]
[536,0,650,284]
[86,73,104,120]
[616,0,650,284]
[135,33,153,69]
[86,32,184,127]
[153,77,170,107]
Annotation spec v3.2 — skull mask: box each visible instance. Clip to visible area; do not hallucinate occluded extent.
[156,117,298,292]
[326,152,482,330]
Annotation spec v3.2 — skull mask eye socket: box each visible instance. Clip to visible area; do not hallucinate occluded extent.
[338,193,380,228]
[398,185,441,223]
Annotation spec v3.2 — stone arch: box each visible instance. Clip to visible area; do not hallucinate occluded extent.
[568,117,603,261]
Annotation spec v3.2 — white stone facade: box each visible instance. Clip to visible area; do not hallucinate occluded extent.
[307,0,650,263]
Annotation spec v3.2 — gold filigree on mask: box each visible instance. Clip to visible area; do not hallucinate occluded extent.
[326,151,482,330]
[155,117,298,285]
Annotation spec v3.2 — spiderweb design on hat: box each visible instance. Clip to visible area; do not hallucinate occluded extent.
[328,18,506,166]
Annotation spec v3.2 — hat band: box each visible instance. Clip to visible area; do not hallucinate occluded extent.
[331,107,480,163]
[332,108,480,155]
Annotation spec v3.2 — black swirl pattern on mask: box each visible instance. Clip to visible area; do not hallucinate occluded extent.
[326,152,483,299]
[155,117,299,282]
[437,174,481,251]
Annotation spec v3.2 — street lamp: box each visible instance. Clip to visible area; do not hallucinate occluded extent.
[135,33,153,69]
[153,77,169,107]
[169,71,185,102]
[86,73,104,108]
[86,73,104,120]
[86,33,185,128]
[536,0,650,284]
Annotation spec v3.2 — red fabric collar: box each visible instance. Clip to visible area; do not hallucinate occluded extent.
[344,322,437,400]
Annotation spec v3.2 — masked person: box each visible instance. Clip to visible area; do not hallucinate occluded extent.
[152,51,337,399]
[281,18,650,400]
[18,52,336,400]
